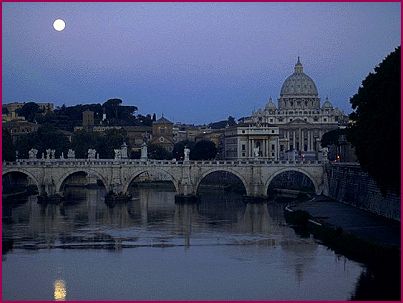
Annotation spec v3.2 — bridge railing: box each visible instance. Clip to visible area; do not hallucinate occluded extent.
[3,158,323,167]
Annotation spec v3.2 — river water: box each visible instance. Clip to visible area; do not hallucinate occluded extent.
[2,186,365,300]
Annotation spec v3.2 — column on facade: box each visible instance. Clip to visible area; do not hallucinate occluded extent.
[293,130,296,150]
[266,139,269,158]
[251,139,255,158]
[307,130,311,151]
[276,137,280,161]
[301,129,304,151]
[298,128,301,150]
[262,139,265,158]
[287,131,290,150]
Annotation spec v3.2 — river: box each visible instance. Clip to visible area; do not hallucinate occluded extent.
[2,186,365,300]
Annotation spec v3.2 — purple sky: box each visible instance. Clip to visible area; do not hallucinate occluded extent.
[2,2,400,124]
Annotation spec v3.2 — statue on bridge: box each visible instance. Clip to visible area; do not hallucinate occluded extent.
[88,149,97,160]
[140,143,148,161]
[67,149,75,159]
[45,149,56,160]
[28,148,38,159]
[121,142,128,159]
[114,149,122,160]
[184,147,190,162]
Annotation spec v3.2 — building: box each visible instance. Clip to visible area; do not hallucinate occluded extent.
[3,120,40,143]
[246,58,347,160]
[151,116,174,152]
[224,123,280,160]
[82,110,95,129]
[123,125,152,151]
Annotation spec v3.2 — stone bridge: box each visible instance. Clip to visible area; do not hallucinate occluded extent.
[3,158,328,199]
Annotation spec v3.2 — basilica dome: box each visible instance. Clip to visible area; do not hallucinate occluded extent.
[280,58,318,97]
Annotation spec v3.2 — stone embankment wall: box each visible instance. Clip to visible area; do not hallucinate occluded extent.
[326,163,400,221]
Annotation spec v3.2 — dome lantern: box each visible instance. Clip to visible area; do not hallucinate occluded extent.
[294,56,303,74]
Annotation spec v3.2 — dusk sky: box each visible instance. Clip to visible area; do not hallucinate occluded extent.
[2,2,400,124]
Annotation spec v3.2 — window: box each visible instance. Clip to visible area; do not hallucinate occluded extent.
[242,153,245,157]
[242,130,245,134]
[271,152,275,157]
[271,130,275,133]
[290,118,293,122]
[324,118,327,122]
[271,144,275,150]
[159,137,164,142]
[242,144,246,151]
[269,119,273,123]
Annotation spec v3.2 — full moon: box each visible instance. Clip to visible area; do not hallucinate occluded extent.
[53,19,66,31]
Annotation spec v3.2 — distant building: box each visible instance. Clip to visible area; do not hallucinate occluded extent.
[82,110,95,129]
[245,58,348,160]
[2,110,25,123]
[224,123,280,160]
[151,116,174,152]
[123,125,152,151]
[173,123,204,143]
[3,120,40,143]
[3,102,54,123]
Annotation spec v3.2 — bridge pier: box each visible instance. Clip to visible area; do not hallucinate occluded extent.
[175,179,199,203]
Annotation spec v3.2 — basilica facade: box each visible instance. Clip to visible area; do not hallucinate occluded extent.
[242,58,347,160]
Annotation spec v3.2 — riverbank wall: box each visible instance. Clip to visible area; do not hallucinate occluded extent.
[325,163,400,221]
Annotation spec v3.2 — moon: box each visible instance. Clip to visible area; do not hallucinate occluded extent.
[53,19,66,31]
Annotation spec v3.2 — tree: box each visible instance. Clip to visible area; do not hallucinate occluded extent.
[321,129,344,148]
[208,116,237,129]
[190,140,217,160]
[15,125,70,158]
[16,102,41,122]
[70,130,100,158]
[173,140,195,160]
[96,129,130,158]
[347,46,400,194]
[2,129,16,161]
[147,144,172,160]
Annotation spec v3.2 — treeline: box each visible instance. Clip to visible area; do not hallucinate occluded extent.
[15,98,156,131]
[3,127,218,161]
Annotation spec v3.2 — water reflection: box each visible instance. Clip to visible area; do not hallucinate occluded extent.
[53,279,67,301]
[2,186,365,300]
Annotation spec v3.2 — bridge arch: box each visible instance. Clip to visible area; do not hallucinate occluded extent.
[195,168,249,195]
[56,168,109,193]
[265,167,319,196]
[2,168,41,193]
[123,168,179,193]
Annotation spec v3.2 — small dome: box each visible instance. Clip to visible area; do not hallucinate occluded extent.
[280,58,318,96]
[322,97,333,109]
[154,115,173,125]
[265,97,277,111]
